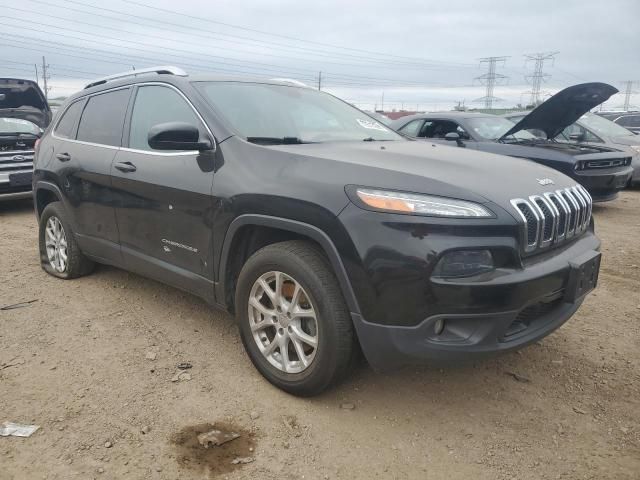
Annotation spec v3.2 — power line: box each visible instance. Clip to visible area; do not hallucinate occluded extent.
[120,0,476,68]
[523,51,559,106]
[0,21,458,88]
[21,0,477,71]
[474,56,509,110]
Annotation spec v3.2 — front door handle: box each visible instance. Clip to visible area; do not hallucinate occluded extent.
[55,152,71,162]
[114,161,137,173]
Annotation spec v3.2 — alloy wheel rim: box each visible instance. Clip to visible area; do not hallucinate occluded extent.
[45,216,68,273]
[248,271,318,374]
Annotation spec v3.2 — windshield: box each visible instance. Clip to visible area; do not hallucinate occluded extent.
[579,112,635,138]
[0,117,40,135]
[194,82,402,143]
[465,116,538,141]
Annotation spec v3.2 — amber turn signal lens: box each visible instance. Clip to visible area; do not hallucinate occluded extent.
[356,190,413,212]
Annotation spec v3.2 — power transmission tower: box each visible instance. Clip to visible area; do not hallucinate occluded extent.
[34,63,39,87]
[41,56,50,100]
[524,51,559,106]
[474,56,509,110]
[317,71,322,91]
[621,80,638,111]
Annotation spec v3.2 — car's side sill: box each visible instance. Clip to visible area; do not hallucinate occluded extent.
[76,233,215,305]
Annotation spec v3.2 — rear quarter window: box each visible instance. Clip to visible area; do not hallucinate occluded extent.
[54,101,84,139]
[76,88,130,146]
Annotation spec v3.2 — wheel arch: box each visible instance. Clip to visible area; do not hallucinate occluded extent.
[216,215,360,316]
[34,181,65,219]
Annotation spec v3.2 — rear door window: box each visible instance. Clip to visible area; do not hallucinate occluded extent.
[54,101,83,139]
[128,85,202,151]
[77,88,130,146]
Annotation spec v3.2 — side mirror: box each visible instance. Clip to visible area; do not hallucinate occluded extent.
[147,122,214,151]
[444,132,460,141]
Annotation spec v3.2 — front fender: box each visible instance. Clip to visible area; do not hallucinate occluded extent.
[215,214,361,315]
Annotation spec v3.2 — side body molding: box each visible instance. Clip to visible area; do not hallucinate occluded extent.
[215,214,361,315]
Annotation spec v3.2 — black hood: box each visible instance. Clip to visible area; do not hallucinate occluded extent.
[0,78,52,128]
[500,82,618,140]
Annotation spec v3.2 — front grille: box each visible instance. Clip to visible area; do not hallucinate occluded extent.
[583,158,631,169]
[0,150,34,188]
[0,150,34,173]
[511,184,592,254]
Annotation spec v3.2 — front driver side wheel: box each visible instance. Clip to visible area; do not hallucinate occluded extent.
[235,240,355,396]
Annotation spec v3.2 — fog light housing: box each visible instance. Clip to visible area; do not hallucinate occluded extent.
[432,250,494,278]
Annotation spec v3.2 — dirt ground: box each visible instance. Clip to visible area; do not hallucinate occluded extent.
[1,191,639,480]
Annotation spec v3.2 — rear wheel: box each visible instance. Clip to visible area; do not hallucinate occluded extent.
[39,202,94,279]
[235,241,355,396]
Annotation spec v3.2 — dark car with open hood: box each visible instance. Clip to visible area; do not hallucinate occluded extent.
[504,110,640,187]
[34,67,601,395]
[0,78,51,200]
[390,83,633,202]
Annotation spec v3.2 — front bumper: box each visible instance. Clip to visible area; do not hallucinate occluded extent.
[353,296,582,371]
[338,202,601,370]
[574,166,633,201]
[0,190,32,201]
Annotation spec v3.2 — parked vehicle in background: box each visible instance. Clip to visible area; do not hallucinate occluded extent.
[505,111,640,187]
[34,67,601,396]
[0,78,51,200]
[596,111,640,135]
[390,83,633,201]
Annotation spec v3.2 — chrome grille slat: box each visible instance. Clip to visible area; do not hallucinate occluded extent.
[561,189,579,236]
[546,192,569,241]
[570,186,587,231]
[511,184,592,254]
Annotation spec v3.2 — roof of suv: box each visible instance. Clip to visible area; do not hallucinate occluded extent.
[75,67,312,101]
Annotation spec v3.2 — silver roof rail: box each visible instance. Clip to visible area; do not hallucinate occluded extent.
[84,66,188,89]
[269,78,310,88]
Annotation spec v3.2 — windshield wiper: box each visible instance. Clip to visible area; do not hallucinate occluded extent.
[246,136,307,145]
[362,137,394,142]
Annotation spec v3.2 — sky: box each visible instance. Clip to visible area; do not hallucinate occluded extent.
[1,0,639,111]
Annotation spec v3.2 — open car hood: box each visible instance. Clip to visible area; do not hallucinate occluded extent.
[0,78,52,128]
[500,82,618,140]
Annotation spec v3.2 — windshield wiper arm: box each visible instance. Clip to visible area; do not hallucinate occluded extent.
[246,136,307,145]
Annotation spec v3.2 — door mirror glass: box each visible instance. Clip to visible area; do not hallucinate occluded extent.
[147,122,213,151]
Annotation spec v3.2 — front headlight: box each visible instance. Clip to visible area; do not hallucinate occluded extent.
[629,145,640,154]
[352,188,494,218]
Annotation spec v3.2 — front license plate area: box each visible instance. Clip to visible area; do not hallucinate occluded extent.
[565,251,601,303]
[9,172,32,187]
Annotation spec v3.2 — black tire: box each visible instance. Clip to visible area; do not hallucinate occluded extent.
[39,201,94,279]
[235,240,355,396]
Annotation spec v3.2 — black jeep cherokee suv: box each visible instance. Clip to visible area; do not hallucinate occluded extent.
[33,67,601,396]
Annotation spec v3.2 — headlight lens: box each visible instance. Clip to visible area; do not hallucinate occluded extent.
[432,250,494,278]
[355,188,493,218]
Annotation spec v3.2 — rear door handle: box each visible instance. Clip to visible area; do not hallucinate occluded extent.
[114,161,137,173]
[55,152,71,162]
